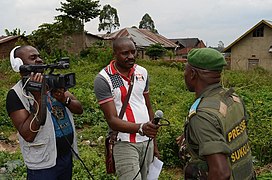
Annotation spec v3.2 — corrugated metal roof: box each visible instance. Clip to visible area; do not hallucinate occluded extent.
[102,28,178,48]
[224,19,272,52]
[85,32,104,39]
[127,28,155,47]
[170,38,201,48]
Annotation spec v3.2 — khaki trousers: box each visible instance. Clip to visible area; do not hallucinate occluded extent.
[113,140,154,180]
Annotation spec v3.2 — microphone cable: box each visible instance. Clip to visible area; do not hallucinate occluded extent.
[132,138,152,180]
[132,115,170,180]
[21,77,41,133]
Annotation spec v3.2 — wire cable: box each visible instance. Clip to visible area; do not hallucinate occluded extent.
[132,138,152,180]
[21,77,41,133]
[132,120,170,180]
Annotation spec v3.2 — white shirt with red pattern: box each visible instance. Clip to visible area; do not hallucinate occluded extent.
[94,60,150,143]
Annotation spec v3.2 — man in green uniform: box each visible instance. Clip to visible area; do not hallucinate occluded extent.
[182,48,256,179]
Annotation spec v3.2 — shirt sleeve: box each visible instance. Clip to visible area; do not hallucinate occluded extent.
[143,75,149,93]
[94,74,113,104]
[188,111,232,157]
[6,89,25,115]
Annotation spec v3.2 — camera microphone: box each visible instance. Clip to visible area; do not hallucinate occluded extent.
[154,110,164,125]
[50,61,70,69]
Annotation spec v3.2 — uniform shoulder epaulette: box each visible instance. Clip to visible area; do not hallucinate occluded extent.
[188,98,202,118]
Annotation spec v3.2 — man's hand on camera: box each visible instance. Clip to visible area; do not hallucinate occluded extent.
[29,72,43,98]
[51,88,66,103]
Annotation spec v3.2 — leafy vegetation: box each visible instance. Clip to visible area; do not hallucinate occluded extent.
[0,52,272,179]
[25,0,101,56]
[56,0,100,27]
[4,28,26,36]
[139,13,158,33]
[98,4,120,33]
[145,43,167,60]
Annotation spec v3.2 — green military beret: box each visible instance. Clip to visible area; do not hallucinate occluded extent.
[187,48,227,71]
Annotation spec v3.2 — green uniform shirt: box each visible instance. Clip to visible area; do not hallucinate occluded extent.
[187,84,231,158]
[184,83,255,180]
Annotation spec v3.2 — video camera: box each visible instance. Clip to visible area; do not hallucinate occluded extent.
[21,57,76,92]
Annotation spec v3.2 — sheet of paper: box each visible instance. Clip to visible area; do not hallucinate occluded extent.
[147,157,164,180]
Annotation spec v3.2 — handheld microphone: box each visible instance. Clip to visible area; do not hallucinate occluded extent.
[154,110,163,125]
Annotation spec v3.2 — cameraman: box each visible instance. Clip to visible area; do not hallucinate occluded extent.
[6,45,83,180]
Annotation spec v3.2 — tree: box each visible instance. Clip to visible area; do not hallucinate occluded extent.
[5,28,26,36]
[28,14,84,56]
[165,50,174,60]
[98,4,120,33]
[139,13,158,33]
[54,15,83,34]
[217,41,224,52]
[56,0,100,49]
[56,0,100,30]
[145,43,166,60]
[28,23,63,55]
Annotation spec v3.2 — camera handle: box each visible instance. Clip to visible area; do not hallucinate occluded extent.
[37,78,47,126]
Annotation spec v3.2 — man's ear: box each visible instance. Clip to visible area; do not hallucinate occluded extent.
[190,68,198,80]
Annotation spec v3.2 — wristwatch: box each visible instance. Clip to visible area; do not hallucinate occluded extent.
[138,123,145,136]
[64,97,71,106]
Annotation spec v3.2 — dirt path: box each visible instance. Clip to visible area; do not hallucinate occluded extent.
[0,133,19,153]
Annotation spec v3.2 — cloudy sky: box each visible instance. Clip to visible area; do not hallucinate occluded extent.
[1,0,271,47]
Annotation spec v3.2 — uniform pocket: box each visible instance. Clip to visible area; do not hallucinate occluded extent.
[23,137,50,164]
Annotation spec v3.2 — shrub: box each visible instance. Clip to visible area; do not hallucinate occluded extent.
[80,42,113,67]
[145,43,166,60]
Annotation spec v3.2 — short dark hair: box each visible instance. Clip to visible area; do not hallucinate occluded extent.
[112,37,133,52]
[14,45,32,58]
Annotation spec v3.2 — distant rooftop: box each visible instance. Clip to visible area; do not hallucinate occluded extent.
[102,28,178,48]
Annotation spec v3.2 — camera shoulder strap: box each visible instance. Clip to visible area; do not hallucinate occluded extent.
[37,78,47,126]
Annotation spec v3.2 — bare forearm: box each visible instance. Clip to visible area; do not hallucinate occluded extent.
[206,154,231,180]
[66,98,83,114]
[108,117,140,133]
[15,111,41,142]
